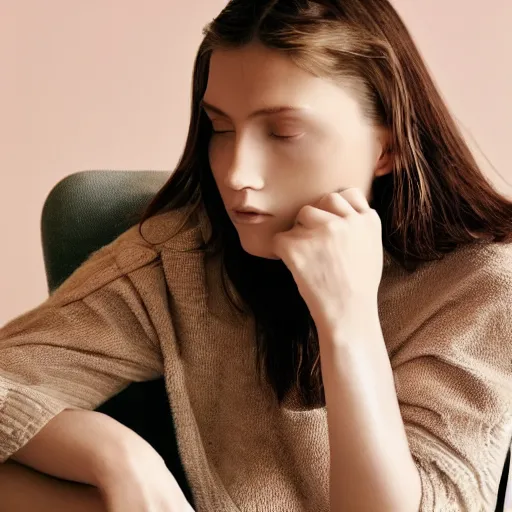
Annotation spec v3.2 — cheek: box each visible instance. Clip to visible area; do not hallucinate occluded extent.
[298,135,373,189]
[208,136,233,185]
[277,140,340,190]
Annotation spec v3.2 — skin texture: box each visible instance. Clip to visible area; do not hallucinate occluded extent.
[273,188,421,511]
[205,42,421,511]
[5,410,193,511]
[0,459,106,512]
[204,42,392,260]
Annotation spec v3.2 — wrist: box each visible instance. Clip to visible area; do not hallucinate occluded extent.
[96,446,167,505]
[90,415,165,491]
[315,298,380,343]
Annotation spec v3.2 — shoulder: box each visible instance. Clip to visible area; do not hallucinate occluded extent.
[50,206,210,305]
[112,205,209,263]
[381,241,512,357]
[390,243,512,511]
[420,241,512,304]
[421,241,512,339]
[384,241,512,303]
[436,241,512,278]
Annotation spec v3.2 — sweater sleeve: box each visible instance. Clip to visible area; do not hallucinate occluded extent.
[0,237,165,463]
[392,245,512,511]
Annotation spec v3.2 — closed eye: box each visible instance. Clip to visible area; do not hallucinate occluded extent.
[210,128,304,141]
[271,132,304,141]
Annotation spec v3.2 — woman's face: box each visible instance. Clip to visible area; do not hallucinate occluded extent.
[204,42,392,259]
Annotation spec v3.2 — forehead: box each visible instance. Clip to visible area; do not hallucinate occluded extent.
[203,43,370,131]
[207,43,310,91]
[204,43,341,113]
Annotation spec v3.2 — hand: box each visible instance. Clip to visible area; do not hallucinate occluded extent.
[98,440,194,512]
[103,466,194,512]
[272,188,383,332]
[102,457,195,512]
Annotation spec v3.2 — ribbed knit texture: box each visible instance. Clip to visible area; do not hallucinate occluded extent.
[1,207,511,511]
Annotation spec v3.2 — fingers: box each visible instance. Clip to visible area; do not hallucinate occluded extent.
[273,188,376,262]
[317,188,371,216]
[295,205,334,228]
[294,188,372,230]
[339,188,372,213]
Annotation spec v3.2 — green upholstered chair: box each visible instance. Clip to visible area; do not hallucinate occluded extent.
[40,170,510,511]
[40,170,194,508]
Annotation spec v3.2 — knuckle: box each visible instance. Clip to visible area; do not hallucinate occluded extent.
[320,192,340,207]
[299,204,314,217]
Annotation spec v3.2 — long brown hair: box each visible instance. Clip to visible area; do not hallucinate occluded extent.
[139,0,512,408]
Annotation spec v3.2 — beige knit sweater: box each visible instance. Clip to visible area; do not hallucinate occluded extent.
[1,207,511,511]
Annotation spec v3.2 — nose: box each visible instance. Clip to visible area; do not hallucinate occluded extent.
[223,137,265,191]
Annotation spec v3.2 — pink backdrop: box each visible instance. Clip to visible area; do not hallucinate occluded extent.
[1,0,510,324]
[0,0,510,504]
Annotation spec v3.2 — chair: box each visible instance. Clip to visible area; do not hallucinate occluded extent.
[40,170,195,508]
[40,170,510,511]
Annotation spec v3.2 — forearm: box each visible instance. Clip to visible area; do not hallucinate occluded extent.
[318,305,421,512]
[9,409,163,489]
[0,459,106,512]
[8,409,195,511]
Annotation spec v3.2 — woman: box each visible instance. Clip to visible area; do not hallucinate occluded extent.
[1,0,511,510]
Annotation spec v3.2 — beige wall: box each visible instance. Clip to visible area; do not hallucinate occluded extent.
[1,0,511,326]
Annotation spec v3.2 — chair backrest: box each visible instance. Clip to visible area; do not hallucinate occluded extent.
[497,450,511,511]
[39,170,196,507]
[41,170,169,292]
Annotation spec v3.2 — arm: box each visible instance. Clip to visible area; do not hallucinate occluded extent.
[0,242,196,509]
[317,302,421,512]
[272,190,421,510]
[9,409,192,510]
[273,189,512,510]
[390,258,512,511]
[4,410,192,512]
[10,409,164,489]
[320,251,512,512]
[1,459,106,512]
[0,240,164,465]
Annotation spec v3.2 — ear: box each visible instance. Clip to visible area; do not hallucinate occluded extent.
[373,127,393,178]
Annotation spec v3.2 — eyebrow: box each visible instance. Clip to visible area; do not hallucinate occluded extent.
[200,100,310,120]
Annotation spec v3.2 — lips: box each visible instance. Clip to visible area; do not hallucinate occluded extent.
[230,207,272,225]
[232,206,270,215]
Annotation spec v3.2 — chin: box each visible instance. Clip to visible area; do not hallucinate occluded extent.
[238,236,279,260]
